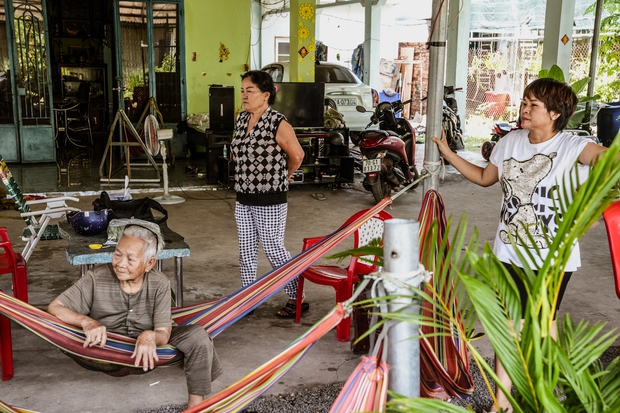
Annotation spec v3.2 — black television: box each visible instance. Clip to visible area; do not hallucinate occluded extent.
[272,82,325,129]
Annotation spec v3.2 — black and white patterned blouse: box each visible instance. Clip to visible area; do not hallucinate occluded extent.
[231,107,289,205]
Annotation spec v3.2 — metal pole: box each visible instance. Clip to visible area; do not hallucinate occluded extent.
[423,0,449,192]
[384,219,421,398]
[585,0,604,122]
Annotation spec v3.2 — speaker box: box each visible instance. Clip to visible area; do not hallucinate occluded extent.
[209,86,235,132]
[206,147,223,184]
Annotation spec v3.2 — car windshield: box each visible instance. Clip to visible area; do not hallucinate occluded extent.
[315,65,357,84]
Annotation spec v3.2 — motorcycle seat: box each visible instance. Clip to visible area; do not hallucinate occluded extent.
[497,123,513,133]
[359,129,395,140]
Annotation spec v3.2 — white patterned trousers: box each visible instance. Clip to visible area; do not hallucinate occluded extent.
[235,202,298,299]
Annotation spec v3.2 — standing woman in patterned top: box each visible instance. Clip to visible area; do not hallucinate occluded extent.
[230,70,306,319]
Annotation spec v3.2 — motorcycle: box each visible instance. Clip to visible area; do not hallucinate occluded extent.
[442,86,465,152]
[480,120,520,161]
[355,98,420,203]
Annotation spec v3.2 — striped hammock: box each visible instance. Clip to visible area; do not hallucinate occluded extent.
[0,399,37,413]
[328,355,388,413]
[0,199,393,370]
[417,189,473,399]
[184,305,346,413]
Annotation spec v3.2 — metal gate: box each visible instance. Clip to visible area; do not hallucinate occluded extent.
[3,0,55,162]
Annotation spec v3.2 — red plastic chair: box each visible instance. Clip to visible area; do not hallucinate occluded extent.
[0,227,27,381]
[602,201,620,300]
[0,298,12,381]
[0,227,28,303]
[295,209,392,342]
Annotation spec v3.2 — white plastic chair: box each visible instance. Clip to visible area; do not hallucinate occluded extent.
[0,157,80,262]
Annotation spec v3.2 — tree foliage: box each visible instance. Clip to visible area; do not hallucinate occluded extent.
[586,0,620,103]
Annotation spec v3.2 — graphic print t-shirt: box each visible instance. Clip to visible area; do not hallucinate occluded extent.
[489,129,591,271]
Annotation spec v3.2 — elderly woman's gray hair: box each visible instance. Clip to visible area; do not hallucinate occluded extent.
[122,225,165,263]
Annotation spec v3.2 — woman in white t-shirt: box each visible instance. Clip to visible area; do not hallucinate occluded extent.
[432,77,606,412]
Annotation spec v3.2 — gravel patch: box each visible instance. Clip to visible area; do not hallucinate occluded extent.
[138,347,620,413]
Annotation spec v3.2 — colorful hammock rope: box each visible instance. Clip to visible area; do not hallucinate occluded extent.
[329,349,388,413]
[417,189,473,399]
[184,304,346,413]
[0,399,37,413]
[0,199,393,371]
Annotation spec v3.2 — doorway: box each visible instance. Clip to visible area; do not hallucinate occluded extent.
[0,0,55,163]
[115,1,185,126]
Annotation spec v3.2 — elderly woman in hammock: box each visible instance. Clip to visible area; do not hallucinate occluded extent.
[48,220,222,408]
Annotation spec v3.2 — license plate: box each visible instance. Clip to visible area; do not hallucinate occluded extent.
[335,98,357,106]
[363,158,382,173]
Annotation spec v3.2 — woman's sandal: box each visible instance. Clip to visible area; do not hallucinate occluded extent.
[275,301,310,319]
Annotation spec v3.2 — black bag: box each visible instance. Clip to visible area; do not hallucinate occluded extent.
[93,191,168,225]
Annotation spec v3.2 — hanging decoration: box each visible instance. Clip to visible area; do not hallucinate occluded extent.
[219,42,230,62]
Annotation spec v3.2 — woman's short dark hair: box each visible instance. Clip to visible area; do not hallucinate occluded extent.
[523,78,578,131]
[241,70,277,105]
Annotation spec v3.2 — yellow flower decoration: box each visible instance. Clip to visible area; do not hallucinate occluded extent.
[298,25,310,39]
[299,22,303,27]
[299,3,314,20]
[298,77,303,82]
[308,44,316,52]
[311,70,315,76]
[299,39,302,44]
[298,57,302,62]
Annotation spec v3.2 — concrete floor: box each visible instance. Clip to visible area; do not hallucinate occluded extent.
[0,146,619,412]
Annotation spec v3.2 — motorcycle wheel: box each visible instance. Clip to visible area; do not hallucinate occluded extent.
[370,173,391,204]
[481,141,496,161]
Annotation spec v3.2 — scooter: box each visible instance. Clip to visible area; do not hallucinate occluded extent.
[481,120,520,161]
[418,86,464,151]
[442,86,465,152]
[355,98,420,203]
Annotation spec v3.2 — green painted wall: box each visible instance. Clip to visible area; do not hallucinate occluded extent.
[184,0,251,115]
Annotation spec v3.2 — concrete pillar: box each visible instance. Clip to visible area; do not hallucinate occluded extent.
[289,0,316,82]
[542,0,576,75]
[446,0,471,131]
[250,1,262,70]
[362,0,382,90]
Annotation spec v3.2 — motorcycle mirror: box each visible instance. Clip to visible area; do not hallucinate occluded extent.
[356,105,367,113]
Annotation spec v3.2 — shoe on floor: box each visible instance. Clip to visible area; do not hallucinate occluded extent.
[275,301,310,319]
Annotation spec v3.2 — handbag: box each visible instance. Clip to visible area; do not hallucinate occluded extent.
[92,191,168,225]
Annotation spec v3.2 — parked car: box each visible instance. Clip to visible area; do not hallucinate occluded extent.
[261,61,378,135]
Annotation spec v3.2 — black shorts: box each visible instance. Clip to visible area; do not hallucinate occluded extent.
[502,262,572,319]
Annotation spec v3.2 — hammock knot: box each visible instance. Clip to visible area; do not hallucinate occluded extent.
[423,158,445,181]
[379,264,432,294]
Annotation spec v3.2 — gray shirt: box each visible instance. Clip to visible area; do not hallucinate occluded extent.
[57,264,173,338]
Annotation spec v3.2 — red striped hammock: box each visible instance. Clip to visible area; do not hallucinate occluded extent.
[0,199,393,369]
[328,355,388,413]
[0,399,37,413]
[417,189,473,399]
[184,305,346,413]
[0,192,472,411]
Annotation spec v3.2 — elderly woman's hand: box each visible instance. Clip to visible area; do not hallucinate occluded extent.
[133,330,160,371]
[82,319,108,348]
[132,327,171,371]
